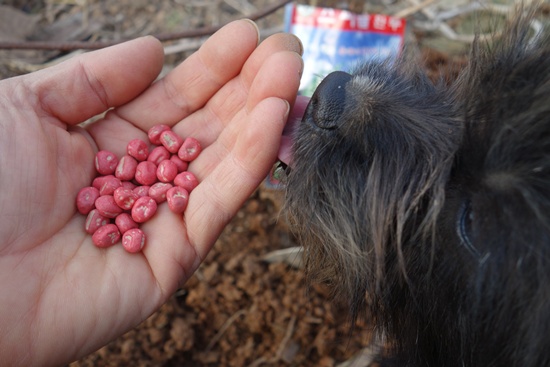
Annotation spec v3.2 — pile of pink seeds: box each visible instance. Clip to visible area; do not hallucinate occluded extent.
[76,124,202,253]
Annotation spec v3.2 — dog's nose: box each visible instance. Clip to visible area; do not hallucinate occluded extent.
[306,71,352,130]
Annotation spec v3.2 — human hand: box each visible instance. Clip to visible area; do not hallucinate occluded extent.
[0,19,302,366]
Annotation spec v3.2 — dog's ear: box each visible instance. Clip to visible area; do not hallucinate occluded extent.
[448,5,550,266]
[453,8,550,216]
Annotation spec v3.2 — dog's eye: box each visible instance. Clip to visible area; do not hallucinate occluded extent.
[457,201,479,257]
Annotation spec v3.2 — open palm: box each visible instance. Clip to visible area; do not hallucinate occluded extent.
[0,20,302,366]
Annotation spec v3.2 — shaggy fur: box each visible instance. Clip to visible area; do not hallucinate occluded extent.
[284,8,550,367]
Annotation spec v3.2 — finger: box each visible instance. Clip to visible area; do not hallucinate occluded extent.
[185,50,303,180]
[24,36,164,125]
[114,19,261,131]
[186,97,290,259]
[171,33,303,144]
[244,50,304,112]
[86,34,302,163]
[239,32,303,89]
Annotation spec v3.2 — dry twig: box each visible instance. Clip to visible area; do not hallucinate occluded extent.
[205,309,247,352]
[0,0,292,51]
[247,315,297,367]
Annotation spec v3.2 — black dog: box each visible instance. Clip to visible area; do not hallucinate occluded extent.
[282,7,550,367]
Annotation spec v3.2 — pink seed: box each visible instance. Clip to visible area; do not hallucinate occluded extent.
[178,137,202,162]
[113,186,138,210]
[149,182,173,203]
[166,186,189,214]
[156,159,178,183]
[95,175,122,196]
[115,155,138,181]
[135,161,158,186]
[121,181,137,190]
[148,124,171,145]
[133,185,151,198]
[122,228,146,253]
[159,130,183,153]
[127,139,149,161]
[78,127,204,251]
[147,146,171,166]
[95,195,123,218]
[170,155,188,173]
[95,150,119,175]
[92,176,102,190]
[115,213,138,234]
[92,175,111,190]
[92,224,121,248]
[85,209,109,234]
[76,186,100,215]
[174,171,199,192]
[131,196,158,223]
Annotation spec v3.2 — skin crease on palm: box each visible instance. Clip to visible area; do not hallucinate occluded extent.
[0,19,304,366]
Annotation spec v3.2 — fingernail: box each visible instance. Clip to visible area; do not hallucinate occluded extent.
[242,19,260,46]
[291,34,304,56]
[284,99,291,116]
[292,51,304,79]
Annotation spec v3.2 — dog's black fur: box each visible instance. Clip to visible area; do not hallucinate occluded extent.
[285,7,550,367]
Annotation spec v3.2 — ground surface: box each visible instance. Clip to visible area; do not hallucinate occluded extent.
[1,0,534,366]
[72,187,377,367]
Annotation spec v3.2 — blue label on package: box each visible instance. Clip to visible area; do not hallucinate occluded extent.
[285,4,406,96]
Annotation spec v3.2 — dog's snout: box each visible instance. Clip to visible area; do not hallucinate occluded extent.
[306,71,352,130]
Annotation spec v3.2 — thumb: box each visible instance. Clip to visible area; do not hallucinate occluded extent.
[20,36,164,125]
